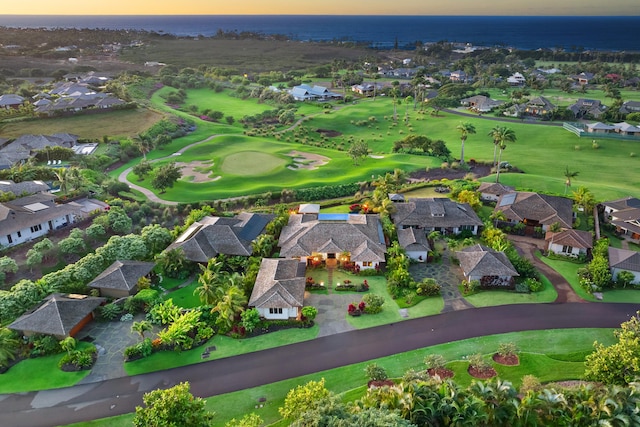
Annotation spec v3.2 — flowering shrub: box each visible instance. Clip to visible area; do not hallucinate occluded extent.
[347,303,361,316]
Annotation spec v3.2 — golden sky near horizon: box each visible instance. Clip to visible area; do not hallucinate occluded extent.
[1,0,637,16]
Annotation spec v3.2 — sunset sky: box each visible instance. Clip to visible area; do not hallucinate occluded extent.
[1,0,637,16]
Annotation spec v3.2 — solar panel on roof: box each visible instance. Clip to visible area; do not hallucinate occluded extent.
[499,193,517,207]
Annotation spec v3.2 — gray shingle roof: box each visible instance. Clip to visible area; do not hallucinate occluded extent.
[0,180,49,196]
[8,293,104,337]
[88,260,155,292]
[478,182,515,197]
[391,198,483,230]
[545,229,593,249]
[0,193,84,236]
[397,227,430,252]
[167,213,274,262]
[496,192,573,229]
[457,244,518,277]
[609,247,640,272]
[249,258,305,309]
[278,214,386,263]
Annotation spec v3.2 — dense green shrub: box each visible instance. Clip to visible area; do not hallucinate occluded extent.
[416,278,441,296]
[362,294,384,314]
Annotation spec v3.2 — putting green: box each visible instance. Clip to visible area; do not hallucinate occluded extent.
[220,151,287,175]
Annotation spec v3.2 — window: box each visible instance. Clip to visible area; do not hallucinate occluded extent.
[17,231,21,238]
[6,234,12,244]
[30,224,43,233]
[269,308,283,314]
[362,261,372,267]
[562,245,573,253]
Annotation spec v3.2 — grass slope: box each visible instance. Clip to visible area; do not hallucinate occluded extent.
[67,328,616,427]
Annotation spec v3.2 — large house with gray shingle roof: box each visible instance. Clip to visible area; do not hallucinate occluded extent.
[457,244,518,287]
[391,198,483,236]
[167,212,274,263]
[0,94,24,109]
[608,247,640,285]
[545,229,593,258]
[495,192,573,231]
[249,258,306,320]
[0,193,85,248]
[602,196,640,241]
[289,84,342,101]
[8,293,105,339]
[0,133,78,169]
[0,180,50,196]
[88,260,155,298]
[278,212,386,270]
[460,95,504,113]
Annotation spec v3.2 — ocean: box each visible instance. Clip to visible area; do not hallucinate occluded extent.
[0,15,638,52]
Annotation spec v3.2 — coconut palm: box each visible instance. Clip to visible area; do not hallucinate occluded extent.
[456,122,476,165]
[488,126,517,169]
[53,167,70,194]
[563,166,579,195]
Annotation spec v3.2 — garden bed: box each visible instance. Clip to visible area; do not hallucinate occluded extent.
[493,353,519,366]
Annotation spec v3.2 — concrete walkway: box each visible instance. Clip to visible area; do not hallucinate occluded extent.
[409,244,474,313]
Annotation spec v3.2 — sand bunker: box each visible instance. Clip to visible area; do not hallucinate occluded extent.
[286,150,330,170]
[175,160,221,183]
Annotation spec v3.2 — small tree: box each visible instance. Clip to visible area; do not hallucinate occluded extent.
[497,342,518,357]
[240,308,261,333]
[301,306,318,323]
[424,354,447,370]
[152,162,183,194]
[0,256,18,285]
[131,320,153,341]
[616,270,636,288]
[60,336,77,357]
[348,140,370,165]
[279,378,332,421]
[365,363,388,382]
[133,382,215,427]
[133,160,153,181]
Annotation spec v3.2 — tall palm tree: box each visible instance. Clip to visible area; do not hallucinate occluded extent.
[488,126,517,168]
[456,122,476,165]
[563,166,579,195]
[53,168,69,194]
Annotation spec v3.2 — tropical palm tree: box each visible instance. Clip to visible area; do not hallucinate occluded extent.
[194,258,225,306]
[54,167,70,194]
[456,122,476,165]
[212,286,247,332]
[572,186,596,214]
[488,126,517,169]
[131,320,153,342]
[563,166,579,195]
[0,327,19,367]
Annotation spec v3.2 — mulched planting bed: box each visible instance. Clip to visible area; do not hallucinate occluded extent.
[493,353,520,366]
[427,367,455,379]
[468,366,497,380]
[316,128,342,137]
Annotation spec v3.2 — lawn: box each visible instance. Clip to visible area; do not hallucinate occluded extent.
[0,342,94,394]
[2,108,164,139]
[126,134,428,202]
[465,274,558,307]
[124,325,319,376]
[537,253,596,301]
[163,280,201,308]
[177,88,274,121]
[69,328,616,427]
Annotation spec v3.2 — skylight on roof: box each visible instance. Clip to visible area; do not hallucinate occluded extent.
[499,193,517,207]
[23,202,49,212]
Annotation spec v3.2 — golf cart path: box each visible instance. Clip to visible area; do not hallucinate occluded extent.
[0,302,635,427]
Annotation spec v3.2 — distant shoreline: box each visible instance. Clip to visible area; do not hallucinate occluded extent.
[0,15,638,52]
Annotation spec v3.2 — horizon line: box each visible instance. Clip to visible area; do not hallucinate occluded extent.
[0,13,638,17]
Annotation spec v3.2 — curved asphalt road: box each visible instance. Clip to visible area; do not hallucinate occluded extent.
[0,302,636,427]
